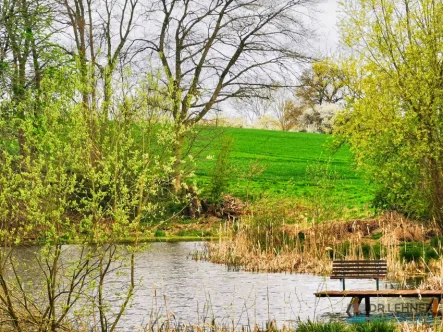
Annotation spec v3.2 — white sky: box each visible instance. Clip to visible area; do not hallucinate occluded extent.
[314,0,340,55]
[222,0,341,119]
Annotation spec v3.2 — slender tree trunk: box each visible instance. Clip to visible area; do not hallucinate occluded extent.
[172,131,185,193]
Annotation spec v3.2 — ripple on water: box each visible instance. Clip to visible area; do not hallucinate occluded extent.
[10,242,426,331]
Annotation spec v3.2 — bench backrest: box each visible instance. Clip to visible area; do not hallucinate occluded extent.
[331,260,387,290]
[331,260,387,280]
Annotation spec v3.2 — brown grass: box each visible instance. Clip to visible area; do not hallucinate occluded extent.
[400,321,443,332]
[196,211,443,284]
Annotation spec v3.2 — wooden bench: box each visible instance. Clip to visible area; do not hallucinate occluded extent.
[331,260,387,291]
[317,260,443,317]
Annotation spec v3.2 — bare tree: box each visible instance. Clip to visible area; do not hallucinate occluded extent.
[142,0,315,191]
[232,94,271,126]
[269,92,303,131]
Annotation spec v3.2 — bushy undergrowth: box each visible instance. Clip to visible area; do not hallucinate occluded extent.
[296,321,350,332]
[296,321,397,332]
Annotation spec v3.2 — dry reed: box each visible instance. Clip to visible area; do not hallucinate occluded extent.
[196,212,442,284]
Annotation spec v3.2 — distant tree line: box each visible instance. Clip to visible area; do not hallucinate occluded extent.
[233,59,347,133]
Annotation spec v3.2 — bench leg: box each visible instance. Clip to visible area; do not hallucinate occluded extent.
[346,299,352,317]
[346,298,354,317]
[365,296,371,316]
[351,297,362,316]
[432,297,439,317]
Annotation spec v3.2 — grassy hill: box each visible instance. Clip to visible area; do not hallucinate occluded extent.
[192,127,374,214]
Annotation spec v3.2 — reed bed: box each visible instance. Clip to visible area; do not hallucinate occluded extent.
[399,320,443,332]
[196,211,442,284]
[139,319,286,332]
[140,321,403,332]
[139,316,442,332]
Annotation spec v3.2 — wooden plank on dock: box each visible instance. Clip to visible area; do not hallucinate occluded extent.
[315,290,443,298]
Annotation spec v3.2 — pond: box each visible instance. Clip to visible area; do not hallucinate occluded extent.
[8,242,428,331]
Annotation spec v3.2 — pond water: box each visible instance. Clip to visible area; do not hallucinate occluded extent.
[119,242,424,330]
[9,242,429,331]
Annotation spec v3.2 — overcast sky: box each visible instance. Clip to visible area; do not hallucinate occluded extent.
[315,0,340,54]
[225,0,341,119]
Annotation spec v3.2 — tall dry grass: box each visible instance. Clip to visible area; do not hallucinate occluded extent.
[196,205,441,284]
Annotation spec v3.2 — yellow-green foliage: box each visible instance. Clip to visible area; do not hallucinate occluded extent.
[336,0,443,227]
[0,66,178,330]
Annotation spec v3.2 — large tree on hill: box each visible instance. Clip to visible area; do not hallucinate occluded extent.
[336,0,443,228]
[296,59,346,108]
[142,0,315,191]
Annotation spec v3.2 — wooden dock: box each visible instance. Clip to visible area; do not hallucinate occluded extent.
[316,290,443,298]
[315,290,443,316]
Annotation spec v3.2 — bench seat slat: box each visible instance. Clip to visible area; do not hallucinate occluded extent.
[331,272,387,278]
[330,275,386,279]
[331,259,387,281]
[332,264,387,268]
[332,260,386,263]
[333,265,387,269]
[332,266,388,271]
[332,272,387,276]
[332,269,388,274]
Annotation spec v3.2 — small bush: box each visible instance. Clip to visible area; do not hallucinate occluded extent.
[154,230,166,237]
[296,321,350,332]
[176,230,211,237]
[399,242,441,263]
[354,320,396,332]
[371,232,383,240]
[207,136,235,203]
[296,320,397,332]
[430,236,443,248]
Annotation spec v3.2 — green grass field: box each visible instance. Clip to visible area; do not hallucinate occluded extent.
[191,127,374,212]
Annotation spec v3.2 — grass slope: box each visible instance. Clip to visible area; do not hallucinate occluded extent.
[193,127,373,211]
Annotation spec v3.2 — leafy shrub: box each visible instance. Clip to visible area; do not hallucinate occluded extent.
[430,236,443,248]
[207,136,235,203]
[371,232,383,240]
[154,230,166,237]
[176,229,211,237]
[296,321,350,332]
[354,320,396,332]
[399,242,441,263]
[295,320,396,332]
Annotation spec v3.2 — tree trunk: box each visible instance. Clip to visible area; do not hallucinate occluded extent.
[172,131,185,193]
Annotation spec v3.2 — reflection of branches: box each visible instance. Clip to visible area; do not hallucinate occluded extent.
[0,244,138,331]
